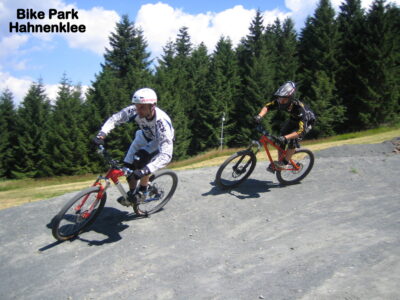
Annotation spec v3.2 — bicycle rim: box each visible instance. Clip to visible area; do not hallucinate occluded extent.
[137,170,178,215]
[52,186,106,241]
[276,149,314,185]
[215,150,257,189]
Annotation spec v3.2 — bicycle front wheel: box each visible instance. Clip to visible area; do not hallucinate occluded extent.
[215,150,257,190]
[137,170,178,215]
[52,186,107,241]
[276,149,314,185]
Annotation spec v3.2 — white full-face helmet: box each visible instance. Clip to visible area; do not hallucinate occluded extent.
[132,88,157,104]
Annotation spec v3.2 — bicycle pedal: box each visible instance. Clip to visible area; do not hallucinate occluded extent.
[266,166,275,174]
[117,196,133,207]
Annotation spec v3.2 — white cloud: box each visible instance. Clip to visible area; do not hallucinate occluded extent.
[0,35,29,58]
[285,0,319,27]
[0,71,88,105]
[0,72,32,105]
[136,3,291,59]
[63,7,120,55]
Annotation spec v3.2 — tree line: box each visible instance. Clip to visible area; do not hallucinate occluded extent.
[1,0,399,179]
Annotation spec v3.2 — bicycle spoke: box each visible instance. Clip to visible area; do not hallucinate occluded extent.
[137,170,177,214]
[276,149,314,185]
[216,150,257,189]
[52,187,106,241]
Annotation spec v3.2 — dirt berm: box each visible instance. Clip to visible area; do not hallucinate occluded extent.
[1,139,399,300]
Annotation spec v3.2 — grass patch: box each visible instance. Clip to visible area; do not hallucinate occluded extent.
[0,174,97,192]
[350,168,358,174]
[302,125,400,145]
[169,147,242,169]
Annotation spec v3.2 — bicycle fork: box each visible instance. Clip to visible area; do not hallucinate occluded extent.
[75,176,110,219]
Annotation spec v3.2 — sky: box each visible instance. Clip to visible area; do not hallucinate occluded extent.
[1,0,399,105]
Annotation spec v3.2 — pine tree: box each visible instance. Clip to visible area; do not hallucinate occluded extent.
[173,27,195,115]
[154,27,199,159]
[234,10,275,145]
[155,41,191,160]
[388,3,400,121]
[0,89,16,178]
[187,43,211,154]
[356,0,400,127]
[204,37,241,149]
[266,18,298,85]
[12,81,52,178]
[308,71,346,138]
[298,0,346,137]
[298,0,341,88]
[104,15,153,89]
[337,0,367,131]
[48,74,90,176]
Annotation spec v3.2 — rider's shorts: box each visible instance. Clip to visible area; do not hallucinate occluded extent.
[280,120,311,149]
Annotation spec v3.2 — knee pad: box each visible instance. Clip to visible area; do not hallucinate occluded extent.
[132,149,151,170]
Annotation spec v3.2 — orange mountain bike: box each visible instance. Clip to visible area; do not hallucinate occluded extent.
[215,124,314,189]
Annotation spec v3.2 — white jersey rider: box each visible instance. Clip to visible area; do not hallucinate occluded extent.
[94,88,174,214]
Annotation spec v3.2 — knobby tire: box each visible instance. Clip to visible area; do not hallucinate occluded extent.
[137,170,178,215]
[215,150,257,190]
[52,186,107,241]
[276,148,314,185]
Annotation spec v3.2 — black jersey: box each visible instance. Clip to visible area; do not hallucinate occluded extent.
[265,99,315,136]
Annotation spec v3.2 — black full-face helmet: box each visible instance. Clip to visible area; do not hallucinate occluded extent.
[274,81,296,110]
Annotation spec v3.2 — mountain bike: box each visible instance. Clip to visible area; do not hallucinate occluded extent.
[215,124,314,189]
[52,145,178,241]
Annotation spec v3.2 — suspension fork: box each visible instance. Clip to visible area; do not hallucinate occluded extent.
[233,141,259,170]
[75,175,110,213]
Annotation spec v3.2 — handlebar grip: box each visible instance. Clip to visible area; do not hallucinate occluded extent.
[255,124,269,136]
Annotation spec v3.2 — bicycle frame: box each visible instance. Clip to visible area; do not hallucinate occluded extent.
[74,153,129,219]
[253,131,301,172]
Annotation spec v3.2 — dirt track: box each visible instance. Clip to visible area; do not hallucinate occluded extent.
[0,139,399,300]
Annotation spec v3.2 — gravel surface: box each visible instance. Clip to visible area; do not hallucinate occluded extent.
[1,139,399,300]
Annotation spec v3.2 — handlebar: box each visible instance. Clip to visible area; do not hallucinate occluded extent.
[255,124,271,137]
[97,145,114,164]
[97,145,133,177]
[255,124,280,144]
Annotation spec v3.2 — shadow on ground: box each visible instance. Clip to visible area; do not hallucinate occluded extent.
[203,178,284,200]
[41,207,148,251]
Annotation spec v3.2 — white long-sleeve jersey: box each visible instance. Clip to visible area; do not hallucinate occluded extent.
[100,105,174,173]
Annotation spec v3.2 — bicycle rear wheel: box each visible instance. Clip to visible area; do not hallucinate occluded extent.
[137,170,178,215]
[215,150,257,190]
[276,149,314,185]
[52,186,107,241]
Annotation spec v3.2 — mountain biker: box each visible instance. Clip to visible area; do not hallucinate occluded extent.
[93,88,174,215]
[254,81,315,172]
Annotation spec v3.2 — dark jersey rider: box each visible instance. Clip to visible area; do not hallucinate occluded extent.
[255,81,315,171]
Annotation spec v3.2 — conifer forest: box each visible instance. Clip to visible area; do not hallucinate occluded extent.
[1,0,399,179]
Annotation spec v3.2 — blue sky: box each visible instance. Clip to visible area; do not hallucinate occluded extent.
[0,0,394,105]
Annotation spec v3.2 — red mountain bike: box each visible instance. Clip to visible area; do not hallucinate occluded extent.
[215,124,314,189]
[52,145,178,241]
